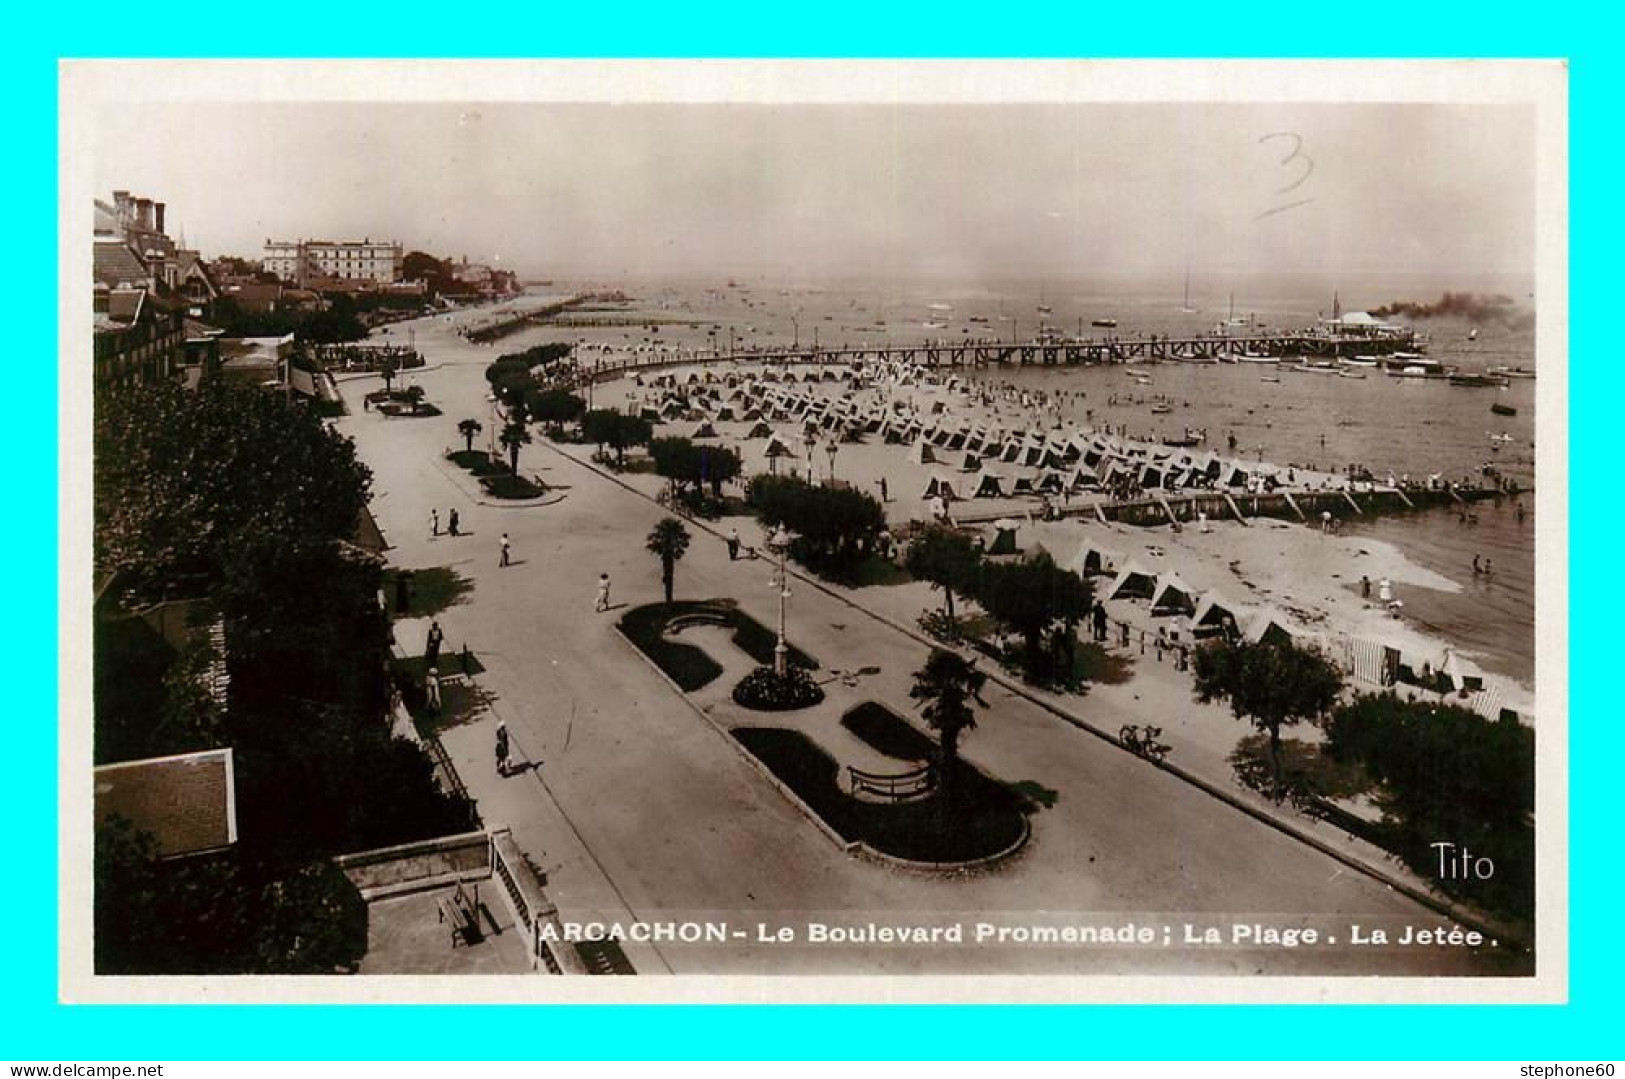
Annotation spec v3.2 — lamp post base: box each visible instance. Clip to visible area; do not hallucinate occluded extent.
[774,639,788,677]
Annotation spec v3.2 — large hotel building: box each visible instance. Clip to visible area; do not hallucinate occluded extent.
[263,238,404,286]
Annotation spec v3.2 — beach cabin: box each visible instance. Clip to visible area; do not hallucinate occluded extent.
[1223,464,1252,489]
[1245,609,1296,646]
[907,440,938,466]
[1068,467,1100,492]
[922,474,962,501]
[1191,591,1245,638]
[987,519,1022,556]
[713,405,737,422]
[969,470,1006,498]
[1107,560,1159,601]
[690,421,718,439]
[1000,440,1025,465]
[1068,542,1119,579]
[1150,573,1198,617]
[959,452,985,472]
[744,421,774,440]
[1010,476,1037,496]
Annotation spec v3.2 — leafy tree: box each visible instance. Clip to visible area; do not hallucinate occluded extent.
[403,384,426,415]
[973,552,1092,684]
[1325,692,1534,919]
[905,525,983,622]
[1191,638,1344,802]
[499,418,532,475]
[649,437,742,497]
[457,418,483,454]
[746,474,886,583]
[379,356,399,396]
[909,648,988,811]
[95,380,372,602]
[583,410,653,466]
[645,517,692,604]
[525,387,586,428]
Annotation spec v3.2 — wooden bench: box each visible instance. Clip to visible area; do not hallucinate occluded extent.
[438,882,483,947]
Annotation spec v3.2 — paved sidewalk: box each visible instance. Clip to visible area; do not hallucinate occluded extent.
[332,331,1530,976]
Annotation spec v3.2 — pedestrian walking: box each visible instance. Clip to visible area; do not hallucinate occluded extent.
[495,721,509,777]
[425,619,443,668]
[432,508,440,537]
[879,476,889,503]
[425,666,442,712]
[448,508,460,537]
[595,573,612,613]
[499,533,511,567]
[727,528,740,561]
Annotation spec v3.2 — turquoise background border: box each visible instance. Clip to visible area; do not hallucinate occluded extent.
[18,6,1610,1060]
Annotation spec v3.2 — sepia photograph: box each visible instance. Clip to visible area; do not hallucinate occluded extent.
[61,60,1567,1004]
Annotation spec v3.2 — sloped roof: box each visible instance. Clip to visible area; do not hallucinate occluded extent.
[93,240,149,289]
[94,748,237,859]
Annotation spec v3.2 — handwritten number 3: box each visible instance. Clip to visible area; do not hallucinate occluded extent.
[1260,131,1313,195]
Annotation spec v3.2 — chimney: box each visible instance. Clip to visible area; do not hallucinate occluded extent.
[155,202,166,235]
[113,191,131,227]
[136,198,153,230]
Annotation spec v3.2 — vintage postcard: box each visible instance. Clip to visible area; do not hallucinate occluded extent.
[59,59,1568,1004]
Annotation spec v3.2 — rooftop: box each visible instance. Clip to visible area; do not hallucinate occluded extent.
[94,748,237,859]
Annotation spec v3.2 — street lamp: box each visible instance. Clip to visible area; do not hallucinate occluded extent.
[804,429,818,480]
[825,438,838,485]
[767,524,793,675]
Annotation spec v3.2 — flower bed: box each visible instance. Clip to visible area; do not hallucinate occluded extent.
[732,665,826,712]
[618,601,819,692]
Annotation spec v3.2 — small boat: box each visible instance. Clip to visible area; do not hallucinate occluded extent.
[1338,369,1367,379]
[1291,361,1341,375]
[1489,365,1537,380]
[1162,434,1201,447]
[1489,432,1515,443]
[1449,373,1510,388]
[1468,327,1479,340]
[1345,355,1382,367]
[1237,351,1278,363]
[923,320,948,330]
[1151,403,1173,415]
[1132,375,1153,385]
[1260,375,1281,383]
[1491,402,1518,417]
[1092,318,1118,328]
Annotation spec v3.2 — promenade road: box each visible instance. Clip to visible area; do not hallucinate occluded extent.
[334,310,1530,977]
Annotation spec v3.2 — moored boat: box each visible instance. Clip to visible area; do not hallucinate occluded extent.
[1092,318,1118,328]
[1449,373,1511,388]
[1491,402,1518,417]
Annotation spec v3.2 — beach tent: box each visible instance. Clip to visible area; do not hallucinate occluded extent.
[690,421,719,440]
[744,421,775,440]
[1021,442,1047,468]
[713,405,736,422]
[1139,464,1165,489]
[1107,560,1159,601]
[922,474,962,501]
[987,519,1022,556]
[1010,476,1037,496]
[763,435,797,461]
[960,452,985,472]
[943,429,968,451]
[1223,464,1251,488]
[907,439,938,465]
[969,470,1006,498]
[1067,542,1119,579]
[930,426,955,447]
[1068,467,1100,491]
[740,407,764,422]
[638,407,662,422]
[1037,470,1068,494]
[1150,573,1199,617]
[1244,608,1296,646]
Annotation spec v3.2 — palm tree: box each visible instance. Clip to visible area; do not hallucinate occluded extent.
[403,385,426,415]
[379,356,399,396]
[499,419,532,475]
[457,418,482,454]
[909,648,987,812]
[645,517,691,604]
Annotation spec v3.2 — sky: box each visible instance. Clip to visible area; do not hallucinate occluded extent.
[93,101,1535,284]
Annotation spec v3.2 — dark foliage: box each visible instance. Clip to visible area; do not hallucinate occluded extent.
[745,474,887,583]
[972,553,1092,685]
[732,665,826,711]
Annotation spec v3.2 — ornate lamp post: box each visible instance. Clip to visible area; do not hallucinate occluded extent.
[804,428,818,481]
[825,438,838,485]
[767,525,793,675]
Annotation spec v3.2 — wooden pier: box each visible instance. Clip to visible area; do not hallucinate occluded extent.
[572,330,1423,374]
